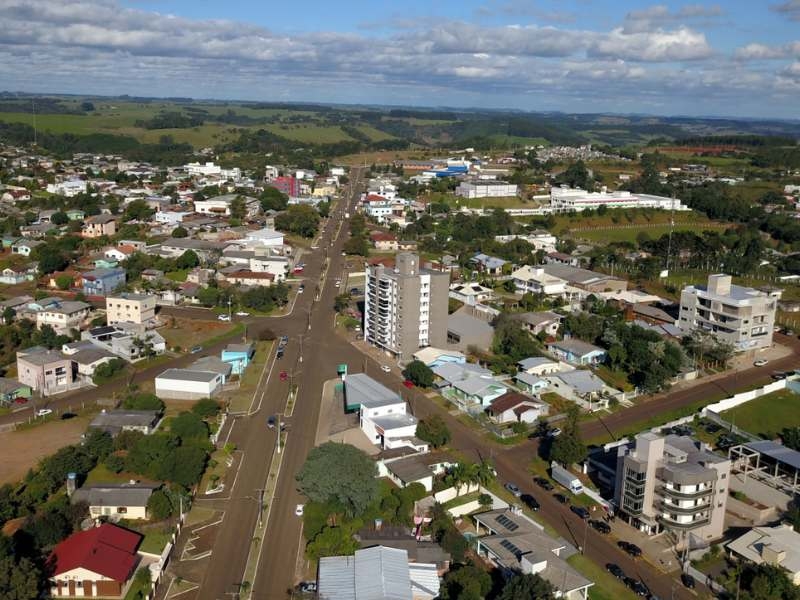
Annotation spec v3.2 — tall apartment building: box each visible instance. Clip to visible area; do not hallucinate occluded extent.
[677,274,781,351]
[614,433,730,542]
[364,253,449,361]
[106,293,157,331]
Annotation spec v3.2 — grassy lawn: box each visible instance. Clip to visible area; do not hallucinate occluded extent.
[263,124,354,143]
[158,317,236,352]
[567,554,638,600]
[227,341,272,413]
[721,389,800,438]
[574,222,725,244]
[84,463,143,485]
[164,269,189,282]
[594,366,633,392]
[139,527,173,554]
[541,392,578,414]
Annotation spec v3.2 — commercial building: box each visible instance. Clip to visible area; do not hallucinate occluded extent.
[364,253,449,361]
[155,368,224,400]
[549,186,690,213]
[614,433,730,542]
[106,293,157,331]
[456,180,518,199]
[49,523,141,598]
[677,274,780,351]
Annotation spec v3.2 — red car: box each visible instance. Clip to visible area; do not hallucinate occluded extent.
[402,380,414,389]
[279,370,288,381]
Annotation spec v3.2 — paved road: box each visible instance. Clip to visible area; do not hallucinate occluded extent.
[192,170,365,599]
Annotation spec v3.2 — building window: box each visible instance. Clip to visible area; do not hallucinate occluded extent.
[117,507,127,514]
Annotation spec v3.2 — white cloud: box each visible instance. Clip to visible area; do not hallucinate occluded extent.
[735,41,800,60]
[771,0,800,21]
[622,4,724,34]
[590,27,713,62]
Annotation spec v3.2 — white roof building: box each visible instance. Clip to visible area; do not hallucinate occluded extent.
[727,523,800,585]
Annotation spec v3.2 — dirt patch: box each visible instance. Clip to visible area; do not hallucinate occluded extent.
[0,416,90,485]
[159,317,233,352]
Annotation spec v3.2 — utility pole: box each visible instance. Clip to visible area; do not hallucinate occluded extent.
[276,415,282,454]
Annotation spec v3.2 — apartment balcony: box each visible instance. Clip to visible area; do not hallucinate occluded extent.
[658,485,714,500]
[657,497,712,514]
[659,514,710,530]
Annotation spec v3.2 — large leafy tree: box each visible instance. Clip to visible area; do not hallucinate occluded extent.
[439,564,492,600]
[403,360,434,388]
[296,442,378,517]
[170,412,209,440]
[498,573,555,600]
[415,415,451,448]
[549,404,587,466]
[275,205,320,238]
[0,537,45,600]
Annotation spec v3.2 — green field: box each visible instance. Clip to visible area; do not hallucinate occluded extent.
[574,222,726,244]
[721,389,800,438]
[263,124,355,143]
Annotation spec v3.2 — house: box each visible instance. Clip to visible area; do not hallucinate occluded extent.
[36,300,92,333]
[318,546,440,600]
[517,357,564,376]
[193,194,259,218]
[512,311,563,337]
[190,356,232,384]
[66,208,85,221]
[103,245,136,262]
[432,361,493,388]
[378,451,456,492]
[486,391,548,424]
[546,339,606,366]
[69,347,119,381]
[11,238,43,257]
[81,268,126,297]
[155,368,224,400]
[470,253,506,276]
[446,309,494,352]
[411,347,466,368]
[726,523,800,585]
[345,373,426,452]
[16,348,77,396]
[545,251,580,267]
[219,269,275,287]
[0,377,31,405]
[141,269,164,282]
[473,509,593,600]
[370,231,399,251]
[0,264,37,284]
[106,293,157,331]
[20,222,56,238]
[542,263,628,295]
[546,370,609,410]
[71,482,159,521]
[511,266,568,297]
[81,325,166,361]
[221,343,255,375]
[514,371,550,394]
[82,214,117,238]
[450,376,508,408]
[93,256,119,270]
[49,523,141,598]
[89,409,161,436]
[242,228,284,247]
[449,282,495,306]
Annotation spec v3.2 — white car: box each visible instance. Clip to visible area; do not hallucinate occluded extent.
[295,504,305,517]
[381,365,391,373]
[311,245,319,250]
[36,408,53,417]
[218,314,231,322]
[235,311,250,317]
[754,359,769,367]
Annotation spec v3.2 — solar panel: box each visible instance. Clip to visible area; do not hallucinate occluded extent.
[495,514,519,532]
[500,539,522,557]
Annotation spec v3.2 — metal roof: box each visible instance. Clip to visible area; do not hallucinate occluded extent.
[156,368,220,383]
[345,373,403,409]
[744,440,800,470]
[318,546,413,600]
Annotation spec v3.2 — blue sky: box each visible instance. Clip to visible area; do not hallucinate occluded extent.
[1,0,799,118]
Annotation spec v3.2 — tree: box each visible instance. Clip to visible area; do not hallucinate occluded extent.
[2,307,15,325]
[122,392,164,412]
[343,235,369,256]
[415,415,451,448]
[104,454,125,474]
[171,226,188,238]
[36,246,69,274]
[403,360,434,387]
[81,101,95,112]
[0,539,45,600]
[549,404,587,466]
[147,489,173,521]
[170,412,209,440]
[92,357,127,384]
[51,211,69,225]
[192,398,221,419]
[230,196,247,220]
[259,187,288,211]
[296,442,379,517]
[83,428,113,461]
[275,205,320,238]
[305,524,359,560]
[176,250,200,270]
[439,564,492,600]
[498,573,555,600]
[123,199,155,222]
[167,445,208,488]
[54,274,73,290]
[334,294,351,313]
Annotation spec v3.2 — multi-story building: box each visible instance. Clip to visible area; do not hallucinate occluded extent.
[266,176,300,197]
[82,214,117,238]
[677,274,780,351]
[364,253,449,361]
[614,432,730,542]
[106,293,157,331]
[36,300,92,334]
[81,268,126,297]
[17,347,77,396]
[549,186,690,213]
[456,180,518,199]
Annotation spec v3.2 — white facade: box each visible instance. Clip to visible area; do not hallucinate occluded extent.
[550,186,690,212]
[155,369,223,400]
[511,266,568,297]
[456,181,518,199]
[155,210,191,224]
[106,294,157,328]
[677,274,780,351]
[185,161,241,179]
[245,228,284,246]
[46,179,87,197]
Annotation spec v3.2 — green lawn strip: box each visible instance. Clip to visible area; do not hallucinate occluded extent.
[84,463,143,485]
[441,491,481,511]
[198,448,232,493]
[594,366,634,392]
[720,389,800,438]
[165,269,189,282]
[139,527,173,554]
[567,554,638,600]
[185,505,217,527]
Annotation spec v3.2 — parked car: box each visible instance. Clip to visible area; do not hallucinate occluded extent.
[629,580,649,597]
[276,348,284,359]
[295,504,304,516]
[402,380,414,389]
[218,314,231,321]
[553,493,568,504]
[504,483,522,497]
[267,416,276,429]
[280,335,289,345]
[619,541,642,557]
[606,564,625,579]
[680,573,695,589]
[298,284,305,293]
[279,370,288,382]
[190,345,203,354]
[548,427,562,437]
[570,506,590,519]
[520,494,539,511]
[350,287,360,295]
[590,519,611,534]
[534,477,553,491]
[36,408,53,417]
[235,311,250,316]
[380,365,391,373]
[754,359,769,367]
[297,582,317,593]
[61,412,77,420]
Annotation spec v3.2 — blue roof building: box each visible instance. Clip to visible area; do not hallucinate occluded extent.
[82,268,126,297]
[221,343,255,375]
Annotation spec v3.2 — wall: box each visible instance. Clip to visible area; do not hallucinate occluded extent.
[433,483,479,504]
[702,379,788,415]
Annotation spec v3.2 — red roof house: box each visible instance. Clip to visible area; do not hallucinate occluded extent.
[50,523,142,597]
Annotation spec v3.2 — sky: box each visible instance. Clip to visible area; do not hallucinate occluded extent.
[1,0,800,119]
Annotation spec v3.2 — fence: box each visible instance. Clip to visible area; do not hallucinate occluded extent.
[434,483,480,504]
[701,379,789,415]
